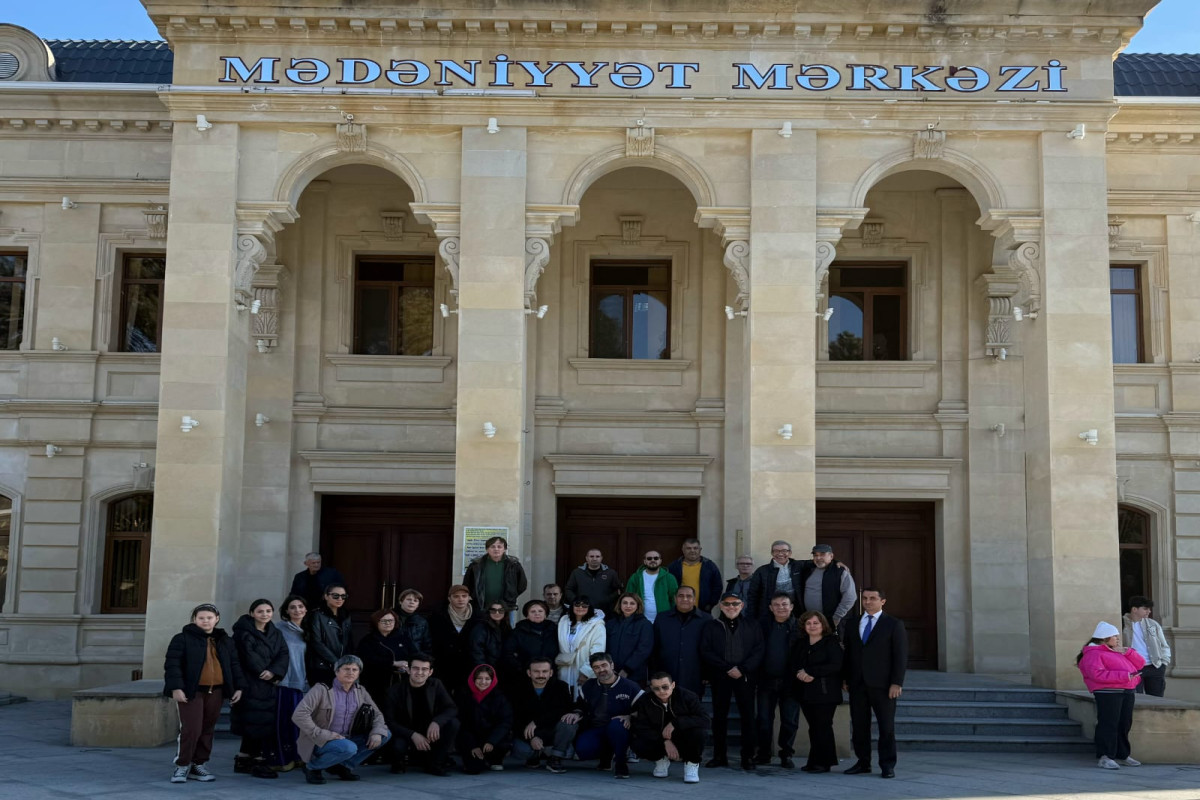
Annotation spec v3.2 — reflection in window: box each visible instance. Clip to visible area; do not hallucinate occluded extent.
[120,254,166,352]
[0,495,10,612]
[0,252,27,351]
[1110,265,1144,364]
[827,264,906,361]
[590,261,670,359]
[353,257,435,356]
[1118,505,1151,612]
[102,493,153,614]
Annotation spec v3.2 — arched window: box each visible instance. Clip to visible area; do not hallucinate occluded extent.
[1117,505,1152,612]
[0,494,11,613]
[101,493,153,613]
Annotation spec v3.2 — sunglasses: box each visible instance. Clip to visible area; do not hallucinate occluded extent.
[644,557,661,561]
[720,600,743,607]
[489,607,506,614]
[572,601,590,607]
[327,593,348,600]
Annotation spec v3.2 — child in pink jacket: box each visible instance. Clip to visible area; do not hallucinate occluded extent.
[1076,621,1144,769]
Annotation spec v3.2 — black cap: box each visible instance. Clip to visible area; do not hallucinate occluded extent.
[720,591,744,602]
[811,544,833,554]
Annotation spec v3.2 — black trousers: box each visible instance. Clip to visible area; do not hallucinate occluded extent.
[1093,690,1135,760]
[392,718,461,767]
[800,702,838,768]
[632,727,707,763]
[755,677,800,758]
[849,684,896,769]
[1136,664,1166,698]
[711,675,757,760]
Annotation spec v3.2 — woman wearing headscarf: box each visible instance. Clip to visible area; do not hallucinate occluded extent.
[555,595,606,699]
[470,601,511,667]
[305,583,354,688]
[455,664,514,774]
[503,599,559,684]
[231,598,289,779]
[272,594,309,771]
[605,592,654,684]
[1077,621,1145,770]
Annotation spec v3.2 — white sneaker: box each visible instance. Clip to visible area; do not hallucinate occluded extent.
[188,763,216,782]
[683,762,700,783]
[171,765,189,783]
[1098,756,1120,770]
[1121,756,1141,767]
[653,758,671,778]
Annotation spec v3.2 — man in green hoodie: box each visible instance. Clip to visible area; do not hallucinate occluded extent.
[625,551,679,624]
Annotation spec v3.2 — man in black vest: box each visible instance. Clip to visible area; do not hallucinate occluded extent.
[843,588,907,779]
[798,544,857,630]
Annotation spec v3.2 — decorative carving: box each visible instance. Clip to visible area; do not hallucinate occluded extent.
[619,215,643,245]
[250,286,279,343]
[234,234,268,304]
[380,211,406,239]
[524,237,551,309]
[336,121,367,152]
[913,127,947,159]
[723,240,750,310]
[1008,240,1043,318]
[437,236,461,298]
[626,125,654,157]
[814,241,838,297]
[1108,216,1126,250]
[143,206,168,239]
[132,462,155,491]
[978,270,1021,358]
[861,219,884,246]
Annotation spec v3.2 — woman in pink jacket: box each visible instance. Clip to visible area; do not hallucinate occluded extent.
[1076,621,1144,770]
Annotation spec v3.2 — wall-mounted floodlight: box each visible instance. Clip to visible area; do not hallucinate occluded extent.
[45,444,61,458]
[180,415,200,433]
[777,423,793,440]
[196,114,213,132]
[1079,429,1098,446]
[482,421,497,438]
[1067,123,1086,140]
[255,413,270,427]
[724,305,747,320]
[818,308,835,322]
[51,337,68,351]
[61,196,77,210]
[778,122,793,138]
[486,117,500,134]
[440,303,459,319]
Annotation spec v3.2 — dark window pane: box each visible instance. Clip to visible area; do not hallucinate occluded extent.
[397,286,434,356]
[1111,294,1140,364]
[1119,548,1147,612]
[828,293,865,361]
[836,266,904,288]
[872,295,903,361]
[632,291,669,360]
[124,256,166,280]
[106,538,144,611]
[0,254,27,279]
[355,287,392,355]
[0,495,10,614]
[405,262,435,284]
[121,284,162,352]
[593,265,648,286]
[358,261,403,282]
[592,292,626,358]
[0,281,24,350]
[104,494,152,613]
[1118,507,1147,545]
[1110,267,1137,291]
[110,495,153,532]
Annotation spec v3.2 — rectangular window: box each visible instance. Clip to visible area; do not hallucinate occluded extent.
[101,493,153,614]
[827,263,906,361]
[1110,265,1144,364]
[590,260,670,359]
[353,257,435,355]
[119,254,167,352]
[0,252,27,351]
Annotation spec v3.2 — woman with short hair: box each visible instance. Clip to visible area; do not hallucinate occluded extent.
[503,599,559,683]
[231,598,289,779]
[305,583,353,688]
[555,595,606,698]
[395,589,433,654]
[358,608,410,706]
[1077,621,1145,770]
[271,594,309,771]
[791,610,843,773]
[292,655,392,784]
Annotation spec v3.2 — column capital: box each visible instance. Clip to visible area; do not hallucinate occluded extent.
[814,207,868,298]
[695,206,750,245]
[526,204,579,239]
[411,203,463,300]
[977,209,1042,249]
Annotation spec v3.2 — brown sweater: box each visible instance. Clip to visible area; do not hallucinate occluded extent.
[198,638,224,686]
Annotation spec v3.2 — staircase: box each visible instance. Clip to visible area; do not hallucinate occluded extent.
[0,691,27,706]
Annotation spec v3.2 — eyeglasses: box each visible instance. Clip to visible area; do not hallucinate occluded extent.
[489,608,506,614]
[772,549,791,554]
[572,601,590,607]
[720,600,743,607]
[378,618,396,624]
[327,593,348,600]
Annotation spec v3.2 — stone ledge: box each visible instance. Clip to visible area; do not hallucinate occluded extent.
[1057,690,1200,764]
[72,679,176,747]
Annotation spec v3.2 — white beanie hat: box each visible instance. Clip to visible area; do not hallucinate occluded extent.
[1092,621,1120,639]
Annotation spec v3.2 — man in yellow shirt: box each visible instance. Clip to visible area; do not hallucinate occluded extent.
[667,539,724,614]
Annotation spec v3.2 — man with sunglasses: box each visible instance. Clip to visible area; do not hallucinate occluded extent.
[631,671,709,783]
[625,551,679,623]
[700,591,764,771]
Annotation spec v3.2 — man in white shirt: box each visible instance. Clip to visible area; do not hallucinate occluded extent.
[1122,595,1171,697]
[625,551,679,623]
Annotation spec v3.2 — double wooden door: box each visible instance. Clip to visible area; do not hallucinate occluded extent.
[320,495,454,639]
[816,500,938,669]
[556,497,697,592]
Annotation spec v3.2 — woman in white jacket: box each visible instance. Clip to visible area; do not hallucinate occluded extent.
[556,595,606,699]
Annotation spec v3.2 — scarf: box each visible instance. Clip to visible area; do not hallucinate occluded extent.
[469,664,499,703]
[448,601,474,630]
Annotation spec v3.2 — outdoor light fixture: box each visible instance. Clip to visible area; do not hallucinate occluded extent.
[255,413,270,427]
[724,305,746,320]
[440,303,459,318]
[180,416,200,433]
[45,444,61,458]
[482,421,497,438]
[777,423,793,440]
[250,299,261,314]
[51,337,68,351]
[196,114,213,132]
[1012,306,1038,321]
[255,339,269,353]
[778,122,793,138]
[819,308,835,321]
[990,423,1006,438]
[526,304,549,318]
[61,196,77,210]
[1079,429,1099,446]
[486,117,500,134]
[1067,123,1086,140]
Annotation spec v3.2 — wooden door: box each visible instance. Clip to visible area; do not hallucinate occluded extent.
[321,495,454,640]
[556,498,698,593]
[817,501,937,669]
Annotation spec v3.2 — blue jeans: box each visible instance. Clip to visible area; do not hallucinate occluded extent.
[574,719,630,765]
[308,732,391,771]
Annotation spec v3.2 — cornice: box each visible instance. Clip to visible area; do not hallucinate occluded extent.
[0,178,170,203]
[1106,131,1200,154]
[0,117,172,140]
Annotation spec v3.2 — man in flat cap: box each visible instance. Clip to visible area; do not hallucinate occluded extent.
[799,544,857,631]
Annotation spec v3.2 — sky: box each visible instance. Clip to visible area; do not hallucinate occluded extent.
[0,0,1197,51]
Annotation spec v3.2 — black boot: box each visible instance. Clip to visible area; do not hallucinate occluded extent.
[233,755,254,774]
[304,767,326,784]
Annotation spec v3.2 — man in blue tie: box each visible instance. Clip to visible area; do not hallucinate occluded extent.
[842,588,907,779]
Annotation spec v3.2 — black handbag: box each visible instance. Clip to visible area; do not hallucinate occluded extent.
[350,702,376,737]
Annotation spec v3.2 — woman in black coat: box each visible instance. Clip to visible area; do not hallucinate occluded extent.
[395,589,433,654]
[304,583,353,687]
[606,592,654,684]
[231,599,290,779]
[791,610,844,773]
[358,608,410,706]
[469,602,511,668]
[502,600,559,684]
[455,664,514,774]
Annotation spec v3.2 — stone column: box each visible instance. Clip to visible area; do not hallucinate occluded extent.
[744,129,818,557]
[1021,132,1121,688]
[452,126,529,575]
[142,122,250,675]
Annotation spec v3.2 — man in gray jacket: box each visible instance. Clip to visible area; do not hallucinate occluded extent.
[564,549,622,613]
[1122,596,1171,697]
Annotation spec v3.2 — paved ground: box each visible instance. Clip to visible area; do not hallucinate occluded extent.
[2,700,1198,800]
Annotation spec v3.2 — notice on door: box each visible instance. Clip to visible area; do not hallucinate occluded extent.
[463,526,509,572]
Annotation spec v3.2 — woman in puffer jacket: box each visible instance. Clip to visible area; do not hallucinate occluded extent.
[1076,620,1145,770]
[231,599,290,779]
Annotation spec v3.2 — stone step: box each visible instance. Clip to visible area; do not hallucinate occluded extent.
[898,687,1058,704]
[896,700,1070,719]
[880,717,1084,737]
[0,691,28,706]
[894,734,1094,753]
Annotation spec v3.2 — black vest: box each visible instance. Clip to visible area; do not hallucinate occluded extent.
[798,560,844,620]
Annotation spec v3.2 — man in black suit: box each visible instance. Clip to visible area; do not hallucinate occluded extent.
[843,587,907,779]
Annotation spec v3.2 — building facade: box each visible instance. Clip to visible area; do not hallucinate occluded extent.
[0,0,1198,699]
